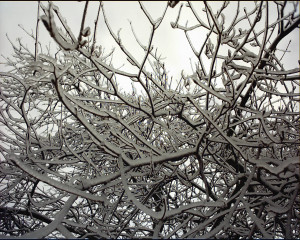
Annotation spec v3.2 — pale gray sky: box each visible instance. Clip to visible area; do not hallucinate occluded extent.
[0,2,195,77]
[0,1,299,84]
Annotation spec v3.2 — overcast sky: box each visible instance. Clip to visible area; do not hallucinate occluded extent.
[0,2,196,77]
[0,1,299,88]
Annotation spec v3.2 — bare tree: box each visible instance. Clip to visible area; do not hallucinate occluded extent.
[0,1,299,239]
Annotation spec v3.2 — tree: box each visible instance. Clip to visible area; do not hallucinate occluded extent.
[0,1,299,238]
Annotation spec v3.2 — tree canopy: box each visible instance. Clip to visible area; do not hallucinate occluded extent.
[0,1,299,239]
